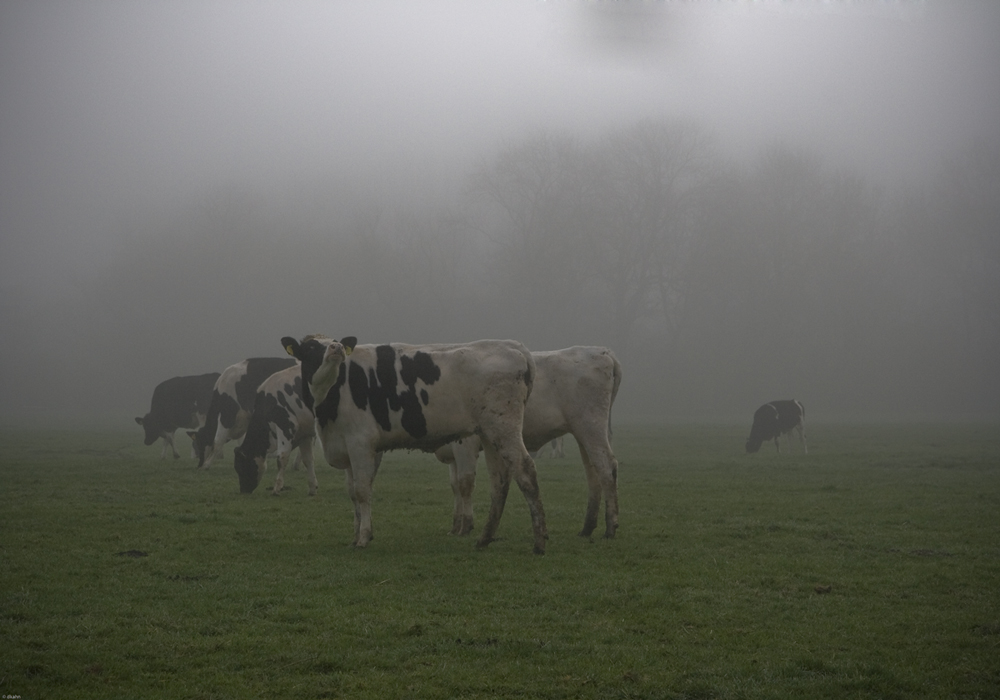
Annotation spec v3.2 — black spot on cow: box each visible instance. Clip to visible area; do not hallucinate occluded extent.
[314,363,347,429]
[400,351,441,387]
[349,362,369,410]
[354,346,442,439]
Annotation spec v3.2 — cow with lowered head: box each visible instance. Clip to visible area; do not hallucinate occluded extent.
[233,364,319,496]
[136,373,220,459]
[281,334,549,554]
[190,357,297,468]
[435,346,622,539]
[745,400,807,454]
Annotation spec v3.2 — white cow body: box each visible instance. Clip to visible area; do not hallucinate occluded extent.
[436,346,622,538]
[282,335,549,554]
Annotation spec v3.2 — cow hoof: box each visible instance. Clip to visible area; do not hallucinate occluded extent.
[533,544,546,555]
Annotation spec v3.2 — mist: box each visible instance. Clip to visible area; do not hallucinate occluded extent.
[2,1,998,423]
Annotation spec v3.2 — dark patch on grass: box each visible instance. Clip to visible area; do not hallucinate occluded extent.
[166,573,218,582]
[115,549,148,557]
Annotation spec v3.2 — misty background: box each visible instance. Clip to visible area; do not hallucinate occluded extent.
[1,1,998,423]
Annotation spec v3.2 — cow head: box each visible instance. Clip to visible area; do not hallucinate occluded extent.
[233,444,264,494]
[745,436,763,453]
[135,414,165,446]
[281,335,357,408]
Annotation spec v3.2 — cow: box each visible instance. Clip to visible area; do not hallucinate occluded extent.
[231,364,319,496]
[434,346,622,539]
[190,357,298,469]
[745,400,807,454]
[136,373,220,459]
[280,334,548,554]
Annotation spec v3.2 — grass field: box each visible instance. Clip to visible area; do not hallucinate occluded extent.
[2,422,999,699]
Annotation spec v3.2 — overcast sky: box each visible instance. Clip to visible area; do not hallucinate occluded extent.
[2,1,998,293]
[1,1,999,422]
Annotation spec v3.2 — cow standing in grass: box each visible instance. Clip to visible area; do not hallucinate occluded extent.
[435,346,622,539]
[190,357,298,468]
[745,400,807,454]
[136,373,220,459]
[281,334,548,554]
[233,364,318,496]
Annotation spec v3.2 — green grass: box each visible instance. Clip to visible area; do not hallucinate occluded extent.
[2,422,999,699]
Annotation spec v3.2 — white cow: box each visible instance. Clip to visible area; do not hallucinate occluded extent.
[435,346,622,538]
[233,365,318,496]
[281,335,549,554]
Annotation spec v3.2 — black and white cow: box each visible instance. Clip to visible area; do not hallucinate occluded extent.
[745,399,807,454]
[233,365,317,496]
[136,373,220,459]
[281,334,549,554]
[190,357,298,468]
[435,346,622,539]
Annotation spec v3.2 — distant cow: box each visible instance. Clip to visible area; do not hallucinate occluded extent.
[532,436,565,459]
[190,357,298,468]
[136,373,220,459]
[281,334,548,554]
[233,365,318,496]
[745,400,807,454]
[435,346,622,539]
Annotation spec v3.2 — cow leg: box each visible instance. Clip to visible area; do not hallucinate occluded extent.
[271,451,288,495]
[159,437,168,460]
[345,447,378,548]
[300,442,318,496]
[449,438,480,535]
[577,435,619,539]
[798,423,808,454]
[478,437,547,554]
[168,431,181,459]
[475,442,512,550]
[448,464,476,535]
[510,447,548,554]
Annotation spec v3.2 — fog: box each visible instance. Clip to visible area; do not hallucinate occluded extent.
[2,1,998,423]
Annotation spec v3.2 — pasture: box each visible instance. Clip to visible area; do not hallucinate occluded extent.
[2,422,999,699]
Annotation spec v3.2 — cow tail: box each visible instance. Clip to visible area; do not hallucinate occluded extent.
[520,344,535,403]
[608,351,623,445]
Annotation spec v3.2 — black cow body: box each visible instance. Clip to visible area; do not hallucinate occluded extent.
[136,373,220,459]
[745,400,807,454]
[191,357,298,468]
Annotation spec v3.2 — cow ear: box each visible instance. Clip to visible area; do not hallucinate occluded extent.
[135,417,143,426]
[340,336,358,355]
[281,336,300,358]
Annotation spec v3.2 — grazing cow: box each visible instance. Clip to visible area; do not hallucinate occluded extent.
[435,346,622,539]
[233,365,318,496]
[136,373,220,459]
[745,400,807,454]
[281,334,548,554]
[190,357,298,468]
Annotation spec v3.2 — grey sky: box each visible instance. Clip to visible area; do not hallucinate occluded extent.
[1,1,998,420]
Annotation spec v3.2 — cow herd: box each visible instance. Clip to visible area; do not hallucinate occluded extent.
[137,334,805,554]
